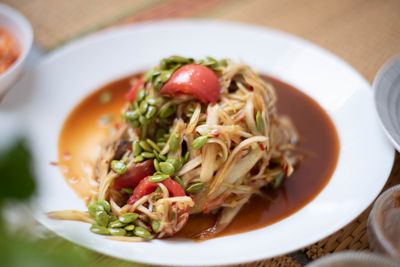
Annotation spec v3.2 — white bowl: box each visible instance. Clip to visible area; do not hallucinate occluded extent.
[0,3,33,97]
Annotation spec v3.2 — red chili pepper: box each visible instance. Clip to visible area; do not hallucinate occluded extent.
[247,85,254,91]
[259,143,265,151]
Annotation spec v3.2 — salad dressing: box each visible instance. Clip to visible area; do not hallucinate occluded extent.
[58,75,340,239]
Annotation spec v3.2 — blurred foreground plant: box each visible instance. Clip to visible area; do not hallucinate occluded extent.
[0,140,143,267]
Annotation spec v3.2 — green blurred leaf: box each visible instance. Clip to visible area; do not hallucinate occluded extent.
[0,140,35,200]
[0,140,146,267]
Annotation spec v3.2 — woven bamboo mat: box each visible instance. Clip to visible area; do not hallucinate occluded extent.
[3,0,400,266]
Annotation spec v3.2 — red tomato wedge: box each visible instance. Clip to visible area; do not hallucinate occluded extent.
[160,64,220,103]
[125,77,144,102]
[127,177,189,237]
[113,160,154,189]
[162,178,186,197]
[127,178,185,204]
[127,178,157,204]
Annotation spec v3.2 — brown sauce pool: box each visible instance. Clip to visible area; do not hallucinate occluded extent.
[58,75,340,239]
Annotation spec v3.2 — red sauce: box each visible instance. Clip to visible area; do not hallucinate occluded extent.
[58,75,340,239]
[0,28,20,74]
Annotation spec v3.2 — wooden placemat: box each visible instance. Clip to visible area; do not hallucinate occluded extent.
[3,0,400,266]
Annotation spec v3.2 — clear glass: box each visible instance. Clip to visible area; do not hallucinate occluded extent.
[306,251,400,267]
[368,184,400,259]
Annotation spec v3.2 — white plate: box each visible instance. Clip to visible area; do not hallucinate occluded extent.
[1,20,394,266]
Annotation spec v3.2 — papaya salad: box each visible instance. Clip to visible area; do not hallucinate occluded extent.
[49,56,299,241]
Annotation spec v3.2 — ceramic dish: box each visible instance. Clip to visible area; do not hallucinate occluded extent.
[0,3,33,97]
[0,20,394,266]
[373,55,400,152]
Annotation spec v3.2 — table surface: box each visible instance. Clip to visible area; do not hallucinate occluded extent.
[3,0,400,266]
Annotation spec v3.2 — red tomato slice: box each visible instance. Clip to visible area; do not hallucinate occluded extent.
[127,178,185,204]
[160,63,220,103]
[161,178,186,197]
[113,160,154,189]
[125,77,144,102]
[127,177,189,237]
[127,177,158,204]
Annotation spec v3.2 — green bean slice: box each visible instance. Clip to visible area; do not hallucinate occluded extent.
[95,210,109,227]
[90,224,109,235]
[154,159,161,172]
[151,220,161,233]
[148,174,170,182]
[88,204,98,217]
[192,136,208,149]
[139,101,149,115]
[124,224,135,231]
[140,124,148,140]
[256,111,264,133]
[166,158,182,171]
[136,88,146,103]
[124,110,139,120]
[133,155,144,163]
[145,96,159,106]
[169,132,180,151]
[87,196,98,207]
[133,140,142,156]
[167,55,192,63]
[219,59,228,67]
[133,227,152,238]
[183,151,190,163]
[109,220,126,228]
[159,103,177,119]
[145,106,157,119]
[119,213,139,224]
[139,115,151,125]
[143,67,155,83]
[109,228,127,236]
[160,70,173,83]
[129,119,140,128]
[108,214,117,222]
[158,150,167,161]
[98,199,111,213]
[146,138,160,152]
[111,160,127,175]
[159,162,175,175]
[139,140,152,152]
[186,182,205,195]
[141,152,155,159]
